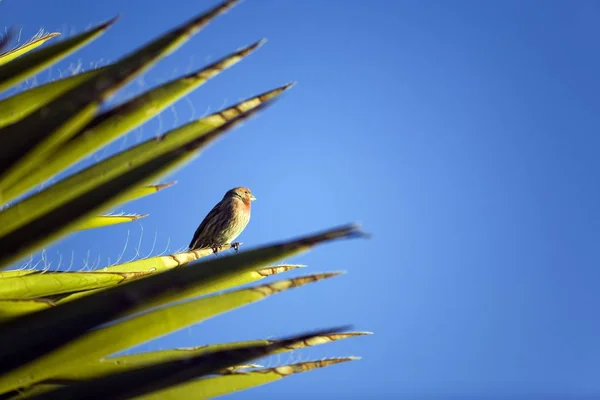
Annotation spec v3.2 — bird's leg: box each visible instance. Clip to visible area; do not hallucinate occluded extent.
[231,242,241,253]
[211,244,223,254]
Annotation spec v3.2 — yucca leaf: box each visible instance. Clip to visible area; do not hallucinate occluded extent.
[60,263,302,306]
[0,85,287,238]
[0,265,303,320]
[12,354,363,399]
[0,224,364,383]
[102,243,235,273]
[0,269,37,279]
[0,299,55,320]
[8,360,359,399]
[7,39,264,197]
[0,68,103,128]
[0,97,272,268]
[0,273,341,392]
[0,31,60,67]
[0,20,109,93]
[0,270,152,300]
[0,0,238,199]
[139,358,360,400]
[0,87,286,267]
[72,213,148,231]
[53,332,371,381]
[26,326,352,400]
[119,181,176,204]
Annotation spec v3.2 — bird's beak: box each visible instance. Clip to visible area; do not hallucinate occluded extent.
[250,194,257,201]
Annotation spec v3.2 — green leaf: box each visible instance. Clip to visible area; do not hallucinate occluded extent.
[0,20,109,93]
[7,38,264,198]
[72,213,148,231]
[0,224,364,385]
[0,269,38,279]
[10,338,371,399]
[51,332,370,382]
[0,31,60,67]
[0,86,287,268]
[60,263,302,305]
[0,0,239,200]
[139,358,360,400]
[101,243,234,273]
[25,327,352,400]
[118,181,176,205]
[0,68,103,128]
[0,273,341,392]
[0,265,303,320]
[0,270,152,300]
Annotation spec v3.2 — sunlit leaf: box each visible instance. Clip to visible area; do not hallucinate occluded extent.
[0,31,60,67]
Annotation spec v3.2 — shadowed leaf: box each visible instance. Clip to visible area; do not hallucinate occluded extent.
[139,358,361,400]
[0,224,364,384]
[0,273,342,392]
[0,265,303,320]
[26,326,353,400]
[52,332,371,382]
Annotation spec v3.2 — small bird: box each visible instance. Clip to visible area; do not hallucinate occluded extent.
[188,187,256,253]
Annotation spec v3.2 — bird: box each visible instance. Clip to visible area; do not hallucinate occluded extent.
[188,187,256,253]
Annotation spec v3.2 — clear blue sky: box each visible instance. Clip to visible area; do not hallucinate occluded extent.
[2,0,600,398]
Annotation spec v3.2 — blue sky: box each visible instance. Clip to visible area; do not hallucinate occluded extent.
[2,0,600,398]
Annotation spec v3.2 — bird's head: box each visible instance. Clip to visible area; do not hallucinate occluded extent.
[225,187,256,204]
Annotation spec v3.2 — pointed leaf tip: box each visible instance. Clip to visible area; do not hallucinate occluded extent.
[155,181,177,191]
[44,32,61,40]
[291,223,369,249]
[240,38,267,54]
[185,0,240,34]
[281,325,355,344]
[252,272,342,296]
[100,15,120,30]
[256,264,305,277]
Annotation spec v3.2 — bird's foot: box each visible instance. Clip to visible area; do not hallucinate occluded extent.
[211,244,223,254]
[231,242,241,253]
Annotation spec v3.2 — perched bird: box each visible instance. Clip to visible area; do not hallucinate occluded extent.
[188,187,256,253]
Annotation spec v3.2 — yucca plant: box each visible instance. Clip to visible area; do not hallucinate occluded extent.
[0,1,370,399]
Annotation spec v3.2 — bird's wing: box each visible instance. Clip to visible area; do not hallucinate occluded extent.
[188,200,233,249]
